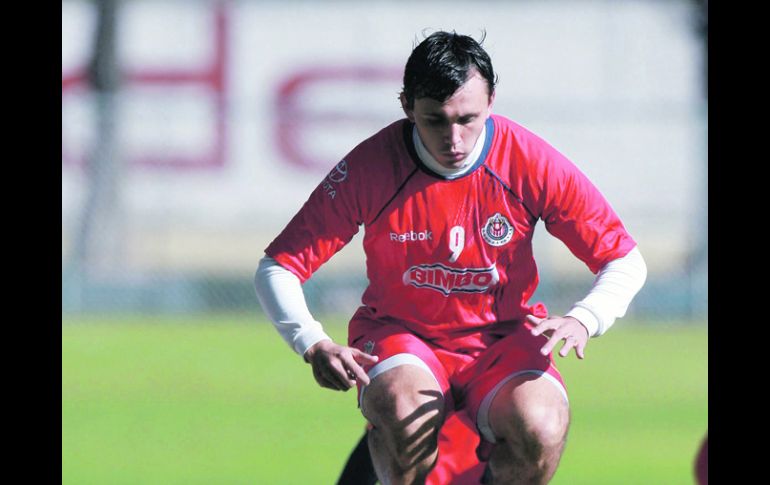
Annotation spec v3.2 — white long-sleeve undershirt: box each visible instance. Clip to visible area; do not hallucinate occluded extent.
[564,245,647,336]
[254,257,332,357]
[253,245,647,358]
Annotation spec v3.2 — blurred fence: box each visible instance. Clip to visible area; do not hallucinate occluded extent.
[62,0,707,321]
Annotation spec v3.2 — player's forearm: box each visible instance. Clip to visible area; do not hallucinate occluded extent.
[565,245,647,337]
[254,256,332,357]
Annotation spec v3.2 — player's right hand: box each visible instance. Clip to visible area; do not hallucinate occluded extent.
[304,340,379,391]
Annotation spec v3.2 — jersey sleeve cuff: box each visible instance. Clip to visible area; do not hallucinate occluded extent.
[266,251,310,283]
[295,328,333,358]
[565,305,601,337]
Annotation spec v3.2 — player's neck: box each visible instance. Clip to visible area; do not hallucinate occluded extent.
[413,123,487,179]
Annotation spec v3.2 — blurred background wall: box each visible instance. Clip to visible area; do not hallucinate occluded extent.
[61,0,707,321]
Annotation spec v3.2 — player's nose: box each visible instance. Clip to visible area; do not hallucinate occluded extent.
[446,123,463,147]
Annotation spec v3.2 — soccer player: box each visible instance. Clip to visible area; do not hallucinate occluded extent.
[255,31,647,484]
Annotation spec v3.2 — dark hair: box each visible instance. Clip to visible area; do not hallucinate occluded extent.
[402,30,497,109]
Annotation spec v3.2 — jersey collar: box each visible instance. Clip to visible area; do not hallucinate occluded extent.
[403,116,495,180]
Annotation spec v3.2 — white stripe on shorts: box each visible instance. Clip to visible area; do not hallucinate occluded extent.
[359,353,443,408]
[476,369,569,444]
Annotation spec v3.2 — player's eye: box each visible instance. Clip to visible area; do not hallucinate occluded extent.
[425,118,445,126]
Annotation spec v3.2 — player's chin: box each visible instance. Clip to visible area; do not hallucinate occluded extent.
[437,156,467,169]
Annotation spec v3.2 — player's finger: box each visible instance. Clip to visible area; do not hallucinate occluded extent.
[313,365,341,390]
[321,371,346,391]
[526,314,544,329]
[529,316,557,337]
[575,340,586,359]
[322,376,343,391]
[558,335,577,358]
[341,355,371,386]
[539,337,557,356]
[539,326,570,355]
[351,348,379,366]
[327,359,355,391]
[315,356,348,391]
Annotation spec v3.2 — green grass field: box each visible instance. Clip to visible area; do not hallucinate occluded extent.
[62,314,707,484]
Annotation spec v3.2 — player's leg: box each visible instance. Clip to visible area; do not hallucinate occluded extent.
[463,323,570,485]
[349,317,451,485]
[483,372,570,484]
[337,409,486,485]
[336,429,377,485]
[363,363,445,485]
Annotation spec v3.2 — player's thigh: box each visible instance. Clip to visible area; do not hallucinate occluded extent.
[462,324,569,448]
[485,371,570,450]
[349,319,450,427]
[362,364,446,433]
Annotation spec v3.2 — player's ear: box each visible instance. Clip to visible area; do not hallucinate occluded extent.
[400,92,415,122]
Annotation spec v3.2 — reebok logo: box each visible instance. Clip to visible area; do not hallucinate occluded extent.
[402,263,500,296]
[390,230,433,243]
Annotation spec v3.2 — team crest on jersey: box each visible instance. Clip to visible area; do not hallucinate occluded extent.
[481,213,513,246]
[363,340,375,354]
[403,263,500,297]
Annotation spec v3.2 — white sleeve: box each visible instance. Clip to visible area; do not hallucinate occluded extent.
[254,256,332,358]
[565,245,647,337]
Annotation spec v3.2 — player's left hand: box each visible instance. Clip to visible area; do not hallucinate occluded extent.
[527,314,589,359]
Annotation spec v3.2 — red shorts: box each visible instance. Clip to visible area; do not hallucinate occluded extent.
[348,309,568,447]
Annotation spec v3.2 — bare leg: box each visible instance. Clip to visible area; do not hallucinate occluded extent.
[485,374,570,484]
[362,365,445,485]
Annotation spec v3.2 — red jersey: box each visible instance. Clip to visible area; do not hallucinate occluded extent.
[266,114,636,352]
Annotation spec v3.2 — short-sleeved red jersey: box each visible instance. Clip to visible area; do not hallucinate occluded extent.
[266,114,636,352]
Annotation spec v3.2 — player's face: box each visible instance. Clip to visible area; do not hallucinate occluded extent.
[402,71,494,169]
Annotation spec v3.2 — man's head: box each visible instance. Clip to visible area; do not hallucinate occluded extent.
[400,31,497,169]
[401,31,496,111]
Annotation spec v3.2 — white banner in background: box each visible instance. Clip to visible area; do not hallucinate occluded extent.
[62,0,703,273]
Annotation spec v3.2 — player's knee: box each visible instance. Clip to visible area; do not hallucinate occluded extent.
[368,392,442,431]
[500,403,569,457]
[524,404,569,451]
[489,375,570,455]
[363,365,444,425]
[365,388,444,441]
